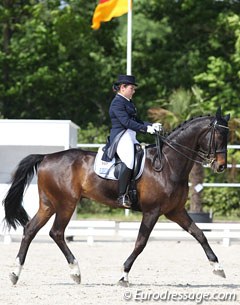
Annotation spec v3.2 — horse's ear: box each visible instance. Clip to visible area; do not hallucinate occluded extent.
[224,113,230,122]
[216,106,222,119]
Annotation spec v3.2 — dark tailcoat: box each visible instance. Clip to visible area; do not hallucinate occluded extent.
[102,94,151,161]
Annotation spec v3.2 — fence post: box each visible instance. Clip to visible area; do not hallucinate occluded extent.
[222,229,230,247]
[87,227,94,245]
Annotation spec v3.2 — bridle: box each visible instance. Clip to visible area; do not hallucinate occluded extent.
[152,119,229,172]
[197,120,229,165]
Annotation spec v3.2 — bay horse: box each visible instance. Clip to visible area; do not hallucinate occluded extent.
[3,108,230,286]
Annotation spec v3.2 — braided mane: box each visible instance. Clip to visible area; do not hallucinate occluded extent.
[166,114,212,138]
[145,114,212,149]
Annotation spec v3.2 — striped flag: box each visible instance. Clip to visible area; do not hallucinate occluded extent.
[91,0,129,30]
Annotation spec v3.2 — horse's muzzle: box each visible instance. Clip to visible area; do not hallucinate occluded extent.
[211,154,227,173]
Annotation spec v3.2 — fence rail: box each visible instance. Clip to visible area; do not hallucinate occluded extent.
[1,220,240,247]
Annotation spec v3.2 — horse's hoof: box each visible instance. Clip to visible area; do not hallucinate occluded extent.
[211,262,226,278]
[70,273,81,284]
[118,278,130,287]
[9,272,19,285]
[213,269,226,278]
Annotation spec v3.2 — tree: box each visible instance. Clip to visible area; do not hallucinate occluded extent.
[131,0,240,119]
[194,12,240,115]
[0,0,125,126]
[1,0,240,124]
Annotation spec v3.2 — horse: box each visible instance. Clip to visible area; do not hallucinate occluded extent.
[3,107,230,286]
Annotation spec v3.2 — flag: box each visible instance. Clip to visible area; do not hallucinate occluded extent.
[91,0,129,30]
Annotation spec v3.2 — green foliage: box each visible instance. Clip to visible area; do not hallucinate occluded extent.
[77,198,116,215]
[78,122,108,144]
[200,146,240,216]
[148,86,205,131]
[194,11,240,115]
[202,187,240,217]
[0,0,122,126]
[133,0,240,119]
[1,0,240,123]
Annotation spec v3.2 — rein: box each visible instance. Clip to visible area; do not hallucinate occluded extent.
[152,120,229,171]
[152,130,164,172]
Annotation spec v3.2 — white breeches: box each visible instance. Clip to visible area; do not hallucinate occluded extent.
[116,129,139,169]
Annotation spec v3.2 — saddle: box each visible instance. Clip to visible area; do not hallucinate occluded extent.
[94,144,145,208]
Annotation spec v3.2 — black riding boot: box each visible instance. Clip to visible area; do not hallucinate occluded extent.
[117,163,132,208]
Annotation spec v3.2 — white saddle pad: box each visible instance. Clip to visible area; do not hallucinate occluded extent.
[94,146,145,180]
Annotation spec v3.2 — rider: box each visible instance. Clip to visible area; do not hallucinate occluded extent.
[102,74,162,208]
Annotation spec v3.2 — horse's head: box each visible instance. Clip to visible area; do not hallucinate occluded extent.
[200,107,230,173]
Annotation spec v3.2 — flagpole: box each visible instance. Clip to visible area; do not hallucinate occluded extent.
[126,0,132,75]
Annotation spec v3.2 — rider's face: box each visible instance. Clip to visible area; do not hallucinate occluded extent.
[120,84,136,100]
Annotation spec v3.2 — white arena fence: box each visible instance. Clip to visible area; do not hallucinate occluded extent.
[1,220,240,247]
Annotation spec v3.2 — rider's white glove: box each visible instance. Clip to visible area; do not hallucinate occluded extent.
[152,123,162,132]
[147,125,156,134]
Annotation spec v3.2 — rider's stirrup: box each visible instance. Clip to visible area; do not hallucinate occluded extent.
[117,194,131,208]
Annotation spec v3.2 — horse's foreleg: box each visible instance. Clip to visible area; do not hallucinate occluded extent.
[165,209,226,278]
[10,208,53,285]
[49,207,81,284]
[119,208,160,286]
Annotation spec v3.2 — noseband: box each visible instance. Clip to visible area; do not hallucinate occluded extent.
[153,119,229,171]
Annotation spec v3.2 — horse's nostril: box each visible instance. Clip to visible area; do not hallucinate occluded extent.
[218,164,225,172]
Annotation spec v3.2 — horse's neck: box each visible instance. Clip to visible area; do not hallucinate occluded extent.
[162,118,209,178]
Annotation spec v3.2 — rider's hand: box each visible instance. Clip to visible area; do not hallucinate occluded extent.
[152,123,162,132]
[147,125,156,134]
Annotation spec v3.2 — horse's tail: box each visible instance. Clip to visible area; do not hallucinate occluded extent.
[2,154,45,230]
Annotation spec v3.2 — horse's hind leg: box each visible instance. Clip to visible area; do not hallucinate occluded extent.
[49,205,81,284]
[165,208,226,278]
[10,207,54,285]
